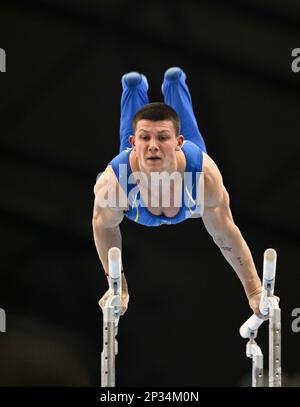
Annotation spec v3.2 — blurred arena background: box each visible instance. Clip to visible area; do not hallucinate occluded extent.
[0,0,299,386]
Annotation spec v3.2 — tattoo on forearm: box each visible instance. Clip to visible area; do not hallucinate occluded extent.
[237,257,244,266]
[221,246,232,252]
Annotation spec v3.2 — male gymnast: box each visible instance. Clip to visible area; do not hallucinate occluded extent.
[93,67,265,319]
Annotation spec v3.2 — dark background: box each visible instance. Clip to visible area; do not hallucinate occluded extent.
[0,0,299,387]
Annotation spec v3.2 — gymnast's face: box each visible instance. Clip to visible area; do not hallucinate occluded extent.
[129,120,184,173]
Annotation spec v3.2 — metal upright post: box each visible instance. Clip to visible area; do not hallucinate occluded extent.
[246,333,264,387]
[268,298,281,387]
[101,247,122,387]
[240,248,281,387]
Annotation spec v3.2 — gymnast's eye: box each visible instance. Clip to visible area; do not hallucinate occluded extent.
[158,134,169,141]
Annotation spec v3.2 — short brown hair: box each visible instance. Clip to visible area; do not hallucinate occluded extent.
[132,102,180,136]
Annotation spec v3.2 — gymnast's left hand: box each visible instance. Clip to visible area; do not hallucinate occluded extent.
[249,292,280,319]
[99,288,130,316]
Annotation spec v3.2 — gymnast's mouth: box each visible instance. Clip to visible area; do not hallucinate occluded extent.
[147,157,161,161]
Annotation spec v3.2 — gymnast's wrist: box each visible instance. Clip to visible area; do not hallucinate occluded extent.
[247,286,262,301]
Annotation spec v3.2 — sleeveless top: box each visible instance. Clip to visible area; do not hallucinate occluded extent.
[108,140,204,227]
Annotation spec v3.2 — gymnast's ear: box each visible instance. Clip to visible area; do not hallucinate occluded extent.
[129,135,136,148]
[175,134,184,150]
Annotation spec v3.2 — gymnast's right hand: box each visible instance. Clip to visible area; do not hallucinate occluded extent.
[99,288,130,316]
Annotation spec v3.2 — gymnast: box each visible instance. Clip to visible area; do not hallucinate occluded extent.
[93,67,264,318]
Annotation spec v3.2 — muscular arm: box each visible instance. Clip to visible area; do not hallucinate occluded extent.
[202,154,262,303]
[92,166,128,293]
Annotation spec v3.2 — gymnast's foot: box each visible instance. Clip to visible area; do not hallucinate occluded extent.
[122,71,148,89]
[164,67,183,81]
